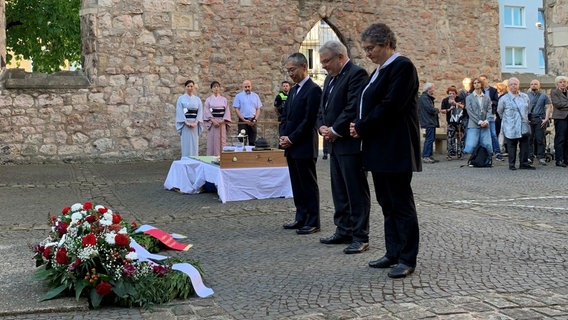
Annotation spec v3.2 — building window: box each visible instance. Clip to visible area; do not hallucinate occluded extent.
[539,48,545,68]
[537,9,545,29]
[307,49,314,70]
[504,6,525,27]
[505,47,525,67]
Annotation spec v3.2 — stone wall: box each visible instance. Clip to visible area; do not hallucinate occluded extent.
[545,0,568,76]
[0,0,501,163]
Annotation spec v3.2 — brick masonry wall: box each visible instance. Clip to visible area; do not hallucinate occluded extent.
[0,0,503,163]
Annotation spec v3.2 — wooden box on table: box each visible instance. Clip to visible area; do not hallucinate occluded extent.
[219,149,287,168]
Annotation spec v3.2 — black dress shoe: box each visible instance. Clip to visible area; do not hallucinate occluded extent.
[296,226,320,235]
[387,263,415,278]
[368,256,397,268]
[509,166,517,170]
[283,221,304,229]
[556,161,567,167]
[343,241,369,254]
[519,164,536,170]
[320,234,352,244]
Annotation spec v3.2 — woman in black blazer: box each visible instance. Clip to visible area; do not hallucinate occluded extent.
[350,23,422,279]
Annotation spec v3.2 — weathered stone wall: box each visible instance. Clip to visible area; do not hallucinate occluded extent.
[0,0,5,68]
[545,0,568,76]
[0,0,502,163]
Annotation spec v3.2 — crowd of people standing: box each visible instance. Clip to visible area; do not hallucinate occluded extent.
[419,74,566,170]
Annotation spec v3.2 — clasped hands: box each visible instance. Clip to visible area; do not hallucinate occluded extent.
[242,119,256,127]
[185,120,197,128]
[279,136,292,148]
[349,122,359,138]
[319,126,338,142]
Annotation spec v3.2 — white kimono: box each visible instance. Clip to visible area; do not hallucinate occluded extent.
[176,93,203,157]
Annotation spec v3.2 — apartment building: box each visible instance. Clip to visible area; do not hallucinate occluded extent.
[499,0,546,75]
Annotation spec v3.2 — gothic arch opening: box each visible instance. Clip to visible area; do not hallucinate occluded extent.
[299,19,345,86]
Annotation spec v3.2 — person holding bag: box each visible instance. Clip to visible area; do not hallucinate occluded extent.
[497,77,535,170]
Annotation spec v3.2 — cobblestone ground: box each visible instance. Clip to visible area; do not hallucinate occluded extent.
[0,157,567,319]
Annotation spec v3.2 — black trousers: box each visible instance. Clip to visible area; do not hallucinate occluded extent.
[506,136,530,167]
[529,120,546,159]
[371,171,419,267]
[329,153,370,242]
[238,119,257,146]
[287,157,320,228]
[554,118,568,163]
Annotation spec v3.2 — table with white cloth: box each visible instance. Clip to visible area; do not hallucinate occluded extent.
[163,156,293,203]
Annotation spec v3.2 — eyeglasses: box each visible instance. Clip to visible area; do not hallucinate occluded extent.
[320,55,337,65]
[364,45,377,53]
[286,67,299,74]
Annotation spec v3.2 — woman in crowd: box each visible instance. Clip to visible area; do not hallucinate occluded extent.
[497,77,534,170]
[203,81,231,156]
[175,80,203,157]
[464,77,493,157]
[551,75,568,167]
[440,86,465,160]
[495,81,509,155]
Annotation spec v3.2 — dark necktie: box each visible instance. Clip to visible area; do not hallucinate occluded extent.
[290,85,299,102]
[324,76,336,108]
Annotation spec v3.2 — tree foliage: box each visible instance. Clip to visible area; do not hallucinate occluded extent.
[6,0,81,73]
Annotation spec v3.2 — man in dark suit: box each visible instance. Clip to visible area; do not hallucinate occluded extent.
[350,23,422,279]
[316,40,371,254]
[280,53,322,235]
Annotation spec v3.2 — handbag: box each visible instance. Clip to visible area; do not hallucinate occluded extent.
[520,120,531,138]
[514,100,531,138]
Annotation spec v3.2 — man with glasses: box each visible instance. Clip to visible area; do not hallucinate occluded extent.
[316,40,371,254]
[280,53,322,235]
[233,80,262,146]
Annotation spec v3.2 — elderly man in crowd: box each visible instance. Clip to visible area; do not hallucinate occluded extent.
[498,77,534,170]
[551,76,568,167]
[419,82,439,163]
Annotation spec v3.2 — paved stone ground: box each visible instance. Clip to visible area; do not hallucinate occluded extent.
[0,157,567,319]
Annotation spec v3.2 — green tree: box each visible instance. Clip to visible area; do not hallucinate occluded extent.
[6,0,81,73]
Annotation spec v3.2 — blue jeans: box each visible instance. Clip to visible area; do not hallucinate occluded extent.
[489,118,500,154]
[464,127,493,155]
[422,127,435,158]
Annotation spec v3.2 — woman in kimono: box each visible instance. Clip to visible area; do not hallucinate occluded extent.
[176,80,203,157]
[203,81,232,156]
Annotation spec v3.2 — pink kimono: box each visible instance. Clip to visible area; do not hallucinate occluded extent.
[203,94,232,156]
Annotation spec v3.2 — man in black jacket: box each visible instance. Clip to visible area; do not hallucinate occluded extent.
[418,82,439,163]
[280,53,322,235]
[316,40,371,254]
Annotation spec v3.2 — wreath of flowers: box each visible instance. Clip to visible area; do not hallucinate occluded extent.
[32,202,203,308]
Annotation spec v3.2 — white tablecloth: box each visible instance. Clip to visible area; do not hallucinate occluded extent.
[164,157,293,203]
